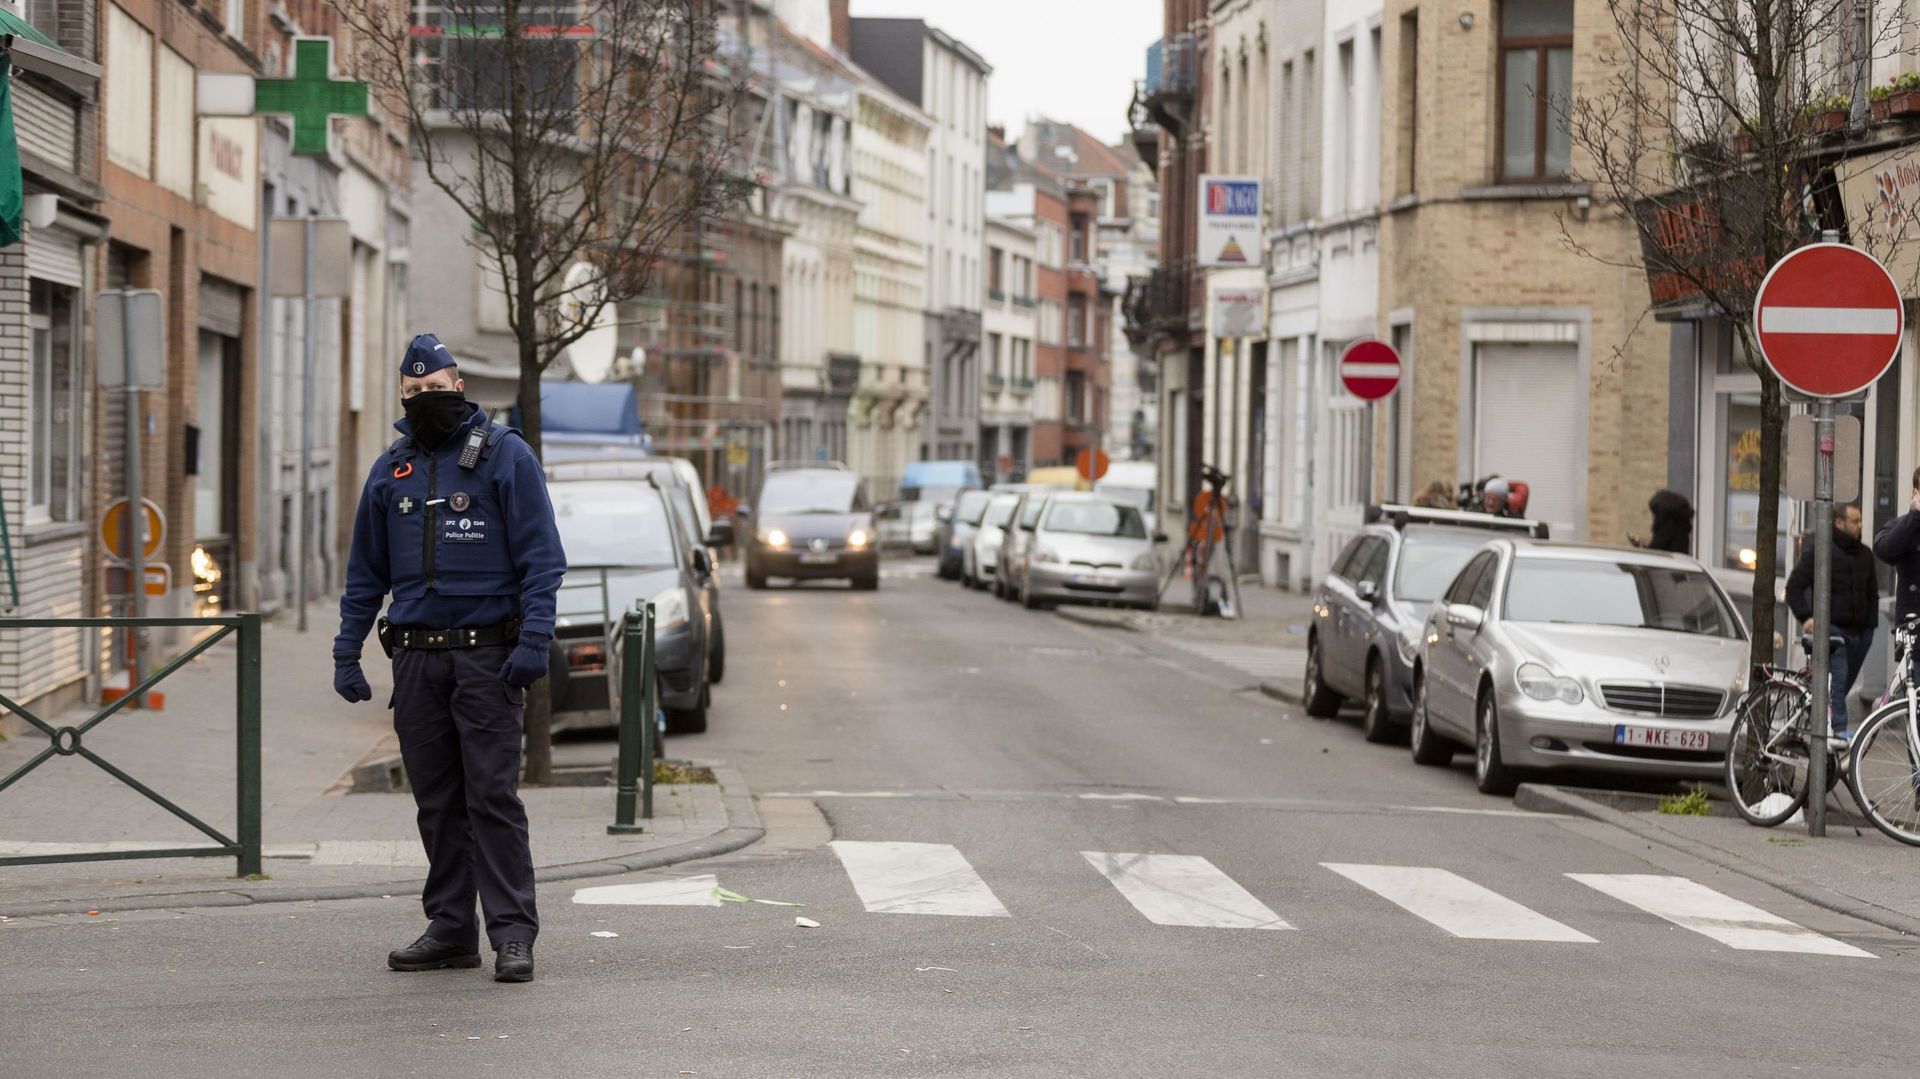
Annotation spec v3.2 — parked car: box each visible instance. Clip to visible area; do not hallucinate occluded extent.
[1009,492,1160,610]
[939,490,995,579]
[1304,505,1547,743]
[997,489,1056,601]
[548,478,715,733]
[742,467,879,590]
[964,492,1021,590]
[544,449,732,683]
[1411,538,1749,795]
[876,499,939,554]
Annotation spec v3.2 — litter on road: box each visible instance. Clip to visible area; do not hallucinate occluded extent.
[795,917,822,928]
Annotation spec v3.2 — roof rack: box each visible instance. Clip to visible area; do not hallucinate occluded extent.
[767,460,851,472]
[1364,503,1550,540]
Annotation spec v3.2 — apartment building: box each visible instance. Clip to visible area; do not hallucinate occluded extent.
[982,214,1038,481]
[850,16,991,467]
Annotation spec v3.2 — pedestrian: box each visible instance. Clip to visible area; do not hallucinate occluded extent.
[1478,477,1515,517]
[1628,490,1693,553]
[1874,467,1920,678]
[332,333,566,984]
[1412,480,1453,509]
[1788,503,1877,741]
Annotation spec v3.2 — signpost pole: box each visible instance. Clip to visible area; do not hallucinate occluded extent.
[1808,396,1835,838]
[297,212,315,633]
[121,291,146,705]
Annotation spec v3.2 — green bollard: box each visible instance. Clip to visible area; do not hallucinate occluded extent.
[640,602,656,821]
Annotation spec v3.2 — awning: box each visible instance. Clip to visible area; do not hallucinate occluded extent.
[1,13,101,95]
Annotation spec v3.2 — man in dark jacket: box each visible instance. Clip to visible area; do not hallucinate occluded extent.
[1874,469,1920,627]
[1788,503,1876,738]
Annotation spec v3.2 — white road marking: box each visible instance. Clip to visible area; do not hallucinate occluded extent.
[1568,873,1873,957]
[1759,306,1900,335]
[829,840,1011,917]
[571,875,724,906]
[1078,792,1163,801]
[1082,852,1293,930]
[1324,863,1594,942]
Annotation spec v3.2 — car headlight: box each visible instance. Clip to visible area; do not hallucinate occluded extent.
[1131,551,1157,570]
[762,528,788,548]
[1034,547,1061,564]
[1515,662,1583,704]
[847,528,870,548]
[650,587,691,631]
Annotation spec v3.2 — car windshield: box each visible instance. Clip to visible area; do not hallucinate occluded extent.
[1504,558,1741,638]
[1394,533,1491,604]
[955,491,993,525]
[1019,500,1047,528]
[556,490,678,569]
[1043,501,1148,538]
[983,497,1018,528]
[759,472,860,515]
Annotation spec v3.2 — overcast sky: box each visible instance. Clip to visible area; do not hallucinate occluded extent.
[849,0,1162,146]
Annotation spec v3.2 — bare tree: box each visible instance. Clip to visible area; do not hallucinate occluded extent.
[1562,0,1919,663]
[335,0,750,781]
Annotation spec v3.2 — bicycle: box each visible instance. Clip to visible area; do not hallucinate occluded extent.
[1724,628,1876,827]
[1847,618,1920,845]
[1157,463,1241,617]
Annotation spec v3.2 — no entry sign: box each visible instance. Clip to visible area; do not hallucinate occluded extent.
[1339,339,1401,400]
[1753,243,1904,398]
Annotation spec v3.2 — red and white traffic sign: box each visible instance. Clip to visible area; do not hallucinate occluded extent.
[1753,243,1904,398]
[1339,339,1401,400]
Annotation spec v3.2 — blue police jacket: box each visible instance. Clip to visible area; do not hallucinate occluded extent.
[334,403,567,657]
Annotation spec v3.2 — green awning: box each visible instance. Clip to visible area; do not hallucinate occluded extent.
[0,9,64,52]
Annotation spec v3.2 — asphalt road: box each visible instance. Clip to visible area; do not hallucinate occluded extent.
[4,558,1915,1078]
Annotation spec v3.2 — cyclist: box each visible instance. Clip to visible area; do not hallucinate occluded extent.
[1787,502,1877,742]
[1874,469,1920,683]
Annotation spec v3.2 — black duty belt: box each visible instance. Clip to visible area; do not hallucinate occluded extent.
[391,620,520,651]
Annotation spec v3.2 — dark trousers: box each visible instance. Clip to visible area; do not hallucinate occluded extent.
[1827,625,1875,735]
[391,645,538,950]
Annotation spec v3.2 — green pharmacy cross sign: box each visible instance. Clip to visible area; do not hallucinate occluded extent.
[254,39,369,155]
[196,37,367,156]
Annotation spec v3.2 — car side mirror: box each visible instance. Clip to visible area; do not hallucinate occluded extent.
[1153,532,1169,544]
[1445,603,1484,632]
[1356,580,1380,605]
[705,519,735,547]
[692,548,713,575]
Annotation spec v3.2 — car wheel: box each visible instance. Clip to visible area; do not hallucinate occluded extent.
[1021,577,1044,610]
[1302,634,1343,718]
[665,682,709,735]
[1410,670,1455,766]
[1360,655,1401,744]
[1474,690,1520,796]
[853,568,879,591]
[708,612,726,685]
[745,563,767,590]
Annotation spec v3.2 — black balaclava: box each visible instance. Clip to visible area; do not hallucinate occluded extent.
[404,391,468,450]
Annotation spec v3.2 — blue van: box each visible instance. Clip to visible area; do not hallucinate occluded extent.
[899,460,983,504]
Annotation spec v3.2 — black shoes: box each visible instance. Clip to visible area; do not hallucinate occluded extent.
[494,941,534,983]
[388,933,481,972]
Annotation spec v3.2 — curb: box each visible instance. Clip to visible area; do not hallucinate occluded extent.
[0,762,765,919]
[1514,783,1920,939]
[1259,678,1302,704]
[1051,607,1137,633]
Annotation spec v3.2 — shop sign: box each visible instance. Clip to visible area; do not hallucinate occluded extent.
[197,117,258,230]
[1838,145,1920,293]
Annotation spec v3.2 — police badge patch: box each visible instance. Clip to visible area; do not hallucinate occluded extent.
[449,492,472,513]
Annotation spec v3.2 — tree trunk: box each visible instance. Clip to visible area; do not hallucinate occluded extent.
[1750,368,1785,667]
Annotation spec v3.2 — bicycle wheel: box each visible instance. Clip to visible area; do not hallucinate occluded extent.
[1847,701,1920,847]
[1724,682,1810,827]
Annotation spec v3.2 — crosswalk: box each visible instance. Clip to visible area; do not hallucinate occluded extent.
[571,841,1873,959]
[1152,637,1307,682]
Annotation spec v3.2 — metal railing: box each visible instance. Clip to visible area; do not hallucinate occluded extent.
[0,615,262,876]
[609,604,657,833]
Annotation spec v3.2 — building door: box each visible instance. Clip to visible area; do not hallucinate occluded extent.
[1315,343,1370,581]
[1473,342,1581,537]
[194,329,241,614]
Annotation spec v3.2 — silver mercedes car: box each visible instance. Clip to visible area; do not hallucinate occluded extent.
[1411,538,1749,795]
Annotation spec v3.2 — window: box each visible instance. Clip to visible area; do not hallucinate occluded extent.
[1397,11,1419,195]
[987,332,1002,376]
[1499,0,1573,181]
[1068,294,1087,347]
[106,5,154,177]
[1446,552,1496,605]
[1505,560,1741,638]
[988,247,1003,293]
[29,281,80,524]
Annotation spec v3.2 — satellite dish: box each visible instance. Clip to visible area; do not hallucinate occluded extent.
[560,262,618,384]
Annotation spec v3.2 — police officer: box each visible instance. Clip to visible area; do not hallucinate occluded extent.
[332,333,566,984]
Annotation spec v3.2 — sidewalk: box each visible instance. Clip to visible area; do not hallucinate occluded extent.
[1054,578,1315,687]
[0,607,758,918]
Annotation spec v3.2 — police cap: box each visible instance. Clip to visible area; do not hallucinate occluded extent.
[401,333,457,379]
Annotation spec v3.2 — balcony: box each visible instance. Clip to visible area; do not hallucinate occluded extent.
[988,287,1007,303]
[1123,260,1191,343]
[1012,376,1034,392]
[1011,295,1036,309]
[1136,35,1196,138]
[984,372,1006,391]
